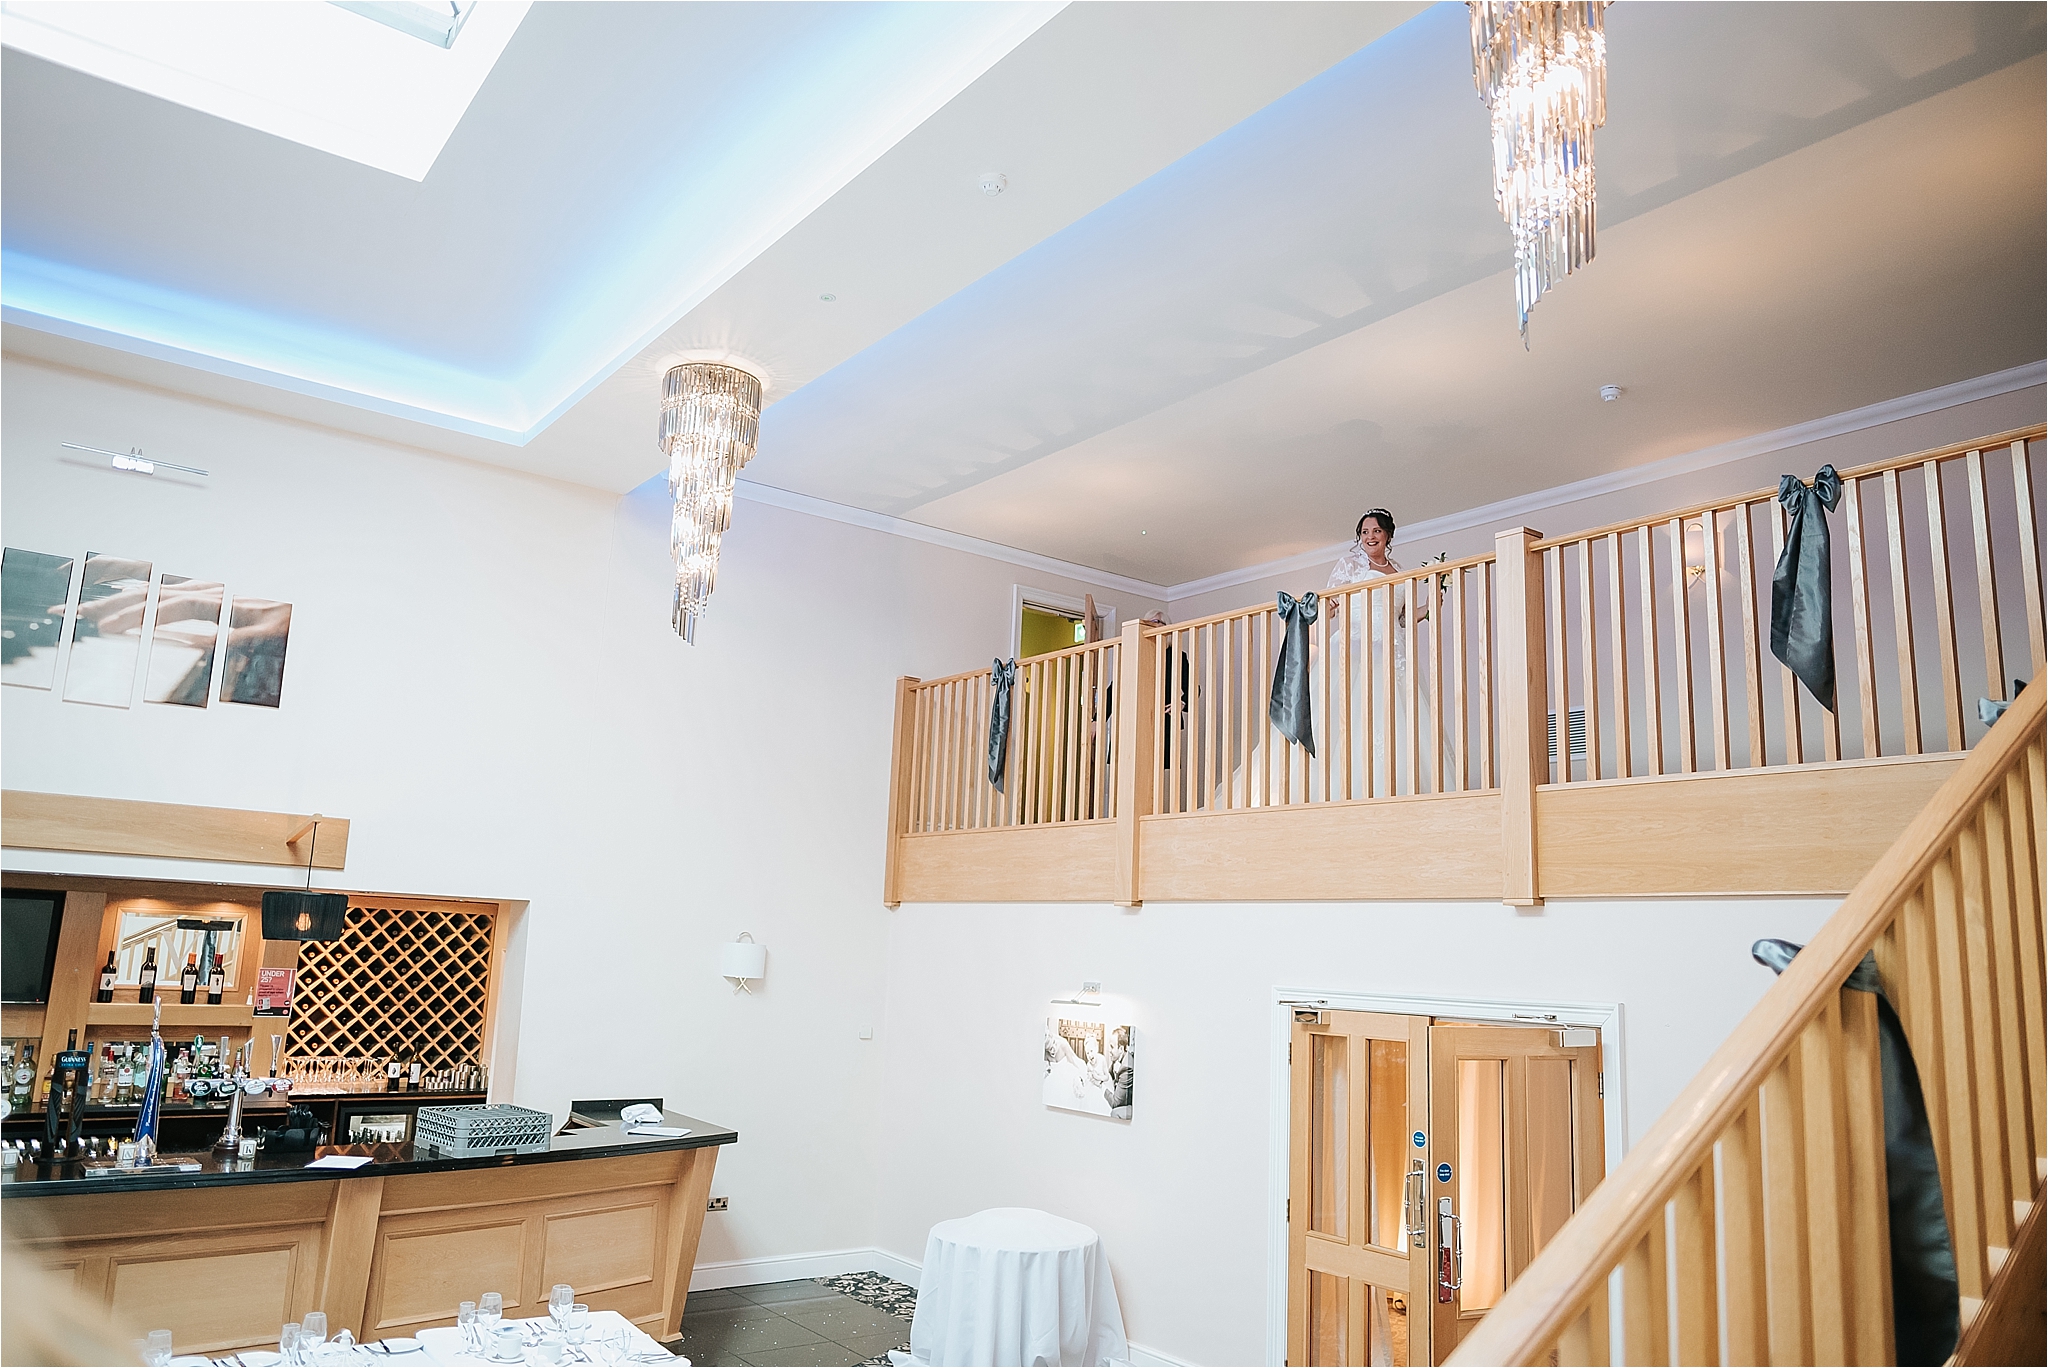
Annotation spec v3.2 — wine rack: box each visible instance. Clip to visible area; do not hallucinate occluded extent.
[285,903,495,1072]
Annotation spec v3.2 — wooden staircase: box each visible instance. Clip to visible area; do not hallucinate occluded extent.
[1446,681,2046,1366]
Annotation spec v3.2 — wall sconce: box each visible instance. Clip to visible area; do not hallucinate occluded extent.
[720,933,766,995]
[1051,980,1102,1007]
[1683,520,1709,587]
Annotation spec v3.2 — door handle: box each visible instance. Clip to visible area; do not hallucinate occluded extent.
[1437,1197,1463,1303]
[1402,1161,1426,1249]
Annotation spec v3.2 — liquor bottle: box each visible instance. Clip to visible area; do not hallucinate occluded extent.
[171,1048,192,1103]
[96,953,117,1003]
[179,954,200,1004]
[206,954,226,1005]
[116,1045,136,1105]
[137,947,159,1004]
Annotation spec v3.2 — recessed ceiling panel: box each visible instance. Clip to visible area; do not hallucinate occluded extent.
[0,0,532,181]
[1,1,1063,439]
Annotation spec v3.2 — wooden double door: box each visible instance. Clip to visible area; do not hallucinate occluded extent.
[1287,1010,1606,1366]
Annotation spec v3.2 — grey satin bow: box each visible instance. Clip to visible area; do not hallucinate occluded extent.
[1771,465,1841,710]
[1752,939,1957,1363]
[987,659,1016,791]
[1269,591,1319,756]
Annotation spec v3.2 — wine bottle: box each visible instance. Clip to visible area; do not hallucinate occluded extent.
[96,952,117,1003]
[408,1059,422,1092]
[206,954,226,1005]
[179,954,200,1004]
[137,948,159,1004]
[387,1058,403,1093]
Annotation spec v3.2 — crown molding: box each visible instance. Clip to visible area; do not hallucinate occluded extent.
[1161,360,2046,604]
[733,478,1172,601]
[737,362,2042,609]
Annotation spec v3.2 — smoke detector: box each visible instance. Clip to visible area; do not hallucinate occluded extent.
[1599,384,1624,402]
[979,171,1008,197]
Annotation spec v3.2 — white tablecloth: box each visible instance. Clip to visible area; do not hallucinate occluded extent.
[203,1310,680,1366]
[896,1208,1128,1367]
[415,1310,675,1365]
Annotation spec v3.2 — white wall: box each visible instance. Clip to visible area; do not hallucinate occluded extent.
[874,895,1837,1364]
[1167,377,2045,621]
[0,355,1160,1270]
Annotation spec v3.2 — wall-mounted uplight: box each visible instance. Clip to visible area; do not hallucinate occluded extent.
[63,442,209,478]
[720,932,766,995]
[1684,520,1710,586]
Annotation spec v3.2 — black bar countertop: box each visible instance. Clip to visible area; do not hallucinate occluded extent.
[1,1109,735,1197]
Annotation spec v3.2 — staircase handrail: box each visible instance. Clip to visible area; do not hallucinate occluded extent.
[1447,677,2045,1364]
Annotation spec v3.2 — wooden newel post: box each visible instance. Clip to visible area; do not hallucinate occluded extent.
[1495,527,1548,906]
[1113,620,1157,907]
[882,675,918,908]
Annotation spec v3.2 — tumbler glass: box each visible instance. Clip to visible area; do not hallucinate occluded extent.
[280,1323,300,1366]
[564,1306,590,1347]
[144,1330,173,1366]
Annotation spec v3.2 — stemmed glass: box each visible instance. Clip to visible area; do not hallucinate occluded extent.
[457,1302,478,1352]
[479,1291,504,1339]
[280,1323,300,1366]
[549,1284,574,1333]
[300,1311,327,1360]
[143,1330,173,1366]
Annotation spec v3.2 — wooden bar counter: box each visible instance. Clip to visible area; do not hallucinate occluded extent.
[1,1110,735,1359]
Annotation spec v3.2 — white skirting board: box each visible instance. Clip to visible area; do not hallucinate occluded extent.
[688,1245,924,1291]
[687,1248,1195,1366]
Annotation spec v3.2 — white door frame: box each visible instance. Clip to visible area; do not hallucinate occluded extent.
[1265,986,1627,1366]
[1010,584,1118,661]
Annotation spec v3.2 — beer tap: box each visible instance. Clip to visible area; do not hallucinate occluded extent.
[43,1029,91,1160]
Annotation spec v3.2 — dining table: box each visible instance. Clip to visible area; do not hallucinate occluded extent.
[192,1310,686,1366]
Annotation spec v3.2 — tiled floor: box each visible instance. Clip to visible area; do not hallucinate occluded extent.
[663,1278,913,1367]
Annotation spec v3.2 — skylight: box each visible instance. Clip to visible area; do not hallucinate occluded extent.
[0,0,530,180]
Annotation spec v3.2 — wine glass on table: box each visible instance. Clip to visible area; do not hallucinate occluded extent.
[300,1311,327,1360]
[479,1291,504,1339]
[143,1330,173,1366]
[550,1284,574,1334]
[280,1323,300,1366]
[457,1302,478,1352]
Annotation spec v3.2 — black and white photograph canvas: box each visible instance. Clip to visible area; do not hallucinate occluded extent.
[144,575,225,706]
[1043,1017,1134,1121]
[1,547,76,689]
[218,597,292,707]
[61,551,153,707]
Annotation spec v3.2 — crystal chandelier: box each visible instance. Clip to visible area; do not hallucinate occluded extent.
[659,362,761,643]
[1468,1,1610,343]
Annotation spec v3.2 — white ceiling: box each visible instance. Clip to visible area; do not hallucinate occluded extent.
[5,2,2043,588]
[0,0,533,180]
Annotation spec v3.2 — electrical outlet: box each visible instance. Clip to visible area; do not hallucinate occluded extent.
[707,1196,728,1212]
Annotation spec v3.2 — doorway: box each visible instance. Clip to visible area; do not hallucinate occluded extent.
[1284,1006,1608,1366]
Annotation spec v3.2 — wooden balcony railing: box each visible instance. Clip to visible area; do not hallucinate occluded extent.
[882,426,2046,906]
[1446,676,2045,1366]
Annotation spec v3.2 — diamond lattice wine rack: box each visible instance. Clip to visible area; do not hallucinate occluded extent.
[285,902,497,1073]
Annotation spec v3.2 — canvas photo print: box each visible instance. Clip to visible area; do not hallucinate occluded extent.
[1043,1017,1133,1120]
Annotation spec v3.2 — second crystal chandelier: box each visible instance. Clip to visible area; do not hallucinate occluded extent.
[1468,1,1610,344]
[659,361,762,643]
